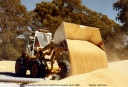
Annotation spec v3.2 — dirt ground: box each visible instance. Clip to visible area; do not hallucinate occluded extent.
[0,60,128,87]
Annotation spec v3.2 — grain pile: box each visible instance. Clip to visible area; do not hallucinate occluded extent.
[30,69,128,87]
[67,39,108,75]
[30,60,128,86]
[59,69,128,87]
[109,60,128,75]
[0,60,128,87]
[0,61,15,72]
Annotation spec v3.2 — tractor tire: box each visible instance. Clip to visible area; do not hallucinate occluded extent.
[15,58,27,77]
[30,59,46,78]
[58,61,70,78]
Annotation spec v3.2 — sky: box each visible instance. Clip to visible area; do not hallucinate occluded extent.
[21,0,120,24]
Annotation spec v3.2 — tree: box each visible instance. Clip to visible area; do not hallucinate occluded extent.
[34,0,88,33]
[113,0,128,30]
[34,1,63,33]
[0,0,30,60]
[34,0,120,41]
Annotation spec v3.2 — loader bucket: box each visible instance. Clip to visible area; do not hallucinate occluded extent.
[54,22,108,76]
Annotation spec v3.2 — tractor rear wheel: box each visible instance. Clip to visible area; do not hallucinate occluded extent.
[30,59,46,78]
[15,58,27,77]
[58,61,70,78]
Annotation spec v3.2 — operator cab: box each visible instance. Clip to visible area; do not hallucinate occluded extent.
[25,31,52,56]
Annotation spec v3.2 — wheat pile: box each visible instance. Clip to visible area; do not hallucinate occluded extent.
[30,69,128,87]
[30,60,128,87]
[59,69,128,87]
[109,60,128,75]
[0,61,15,72]
[0,60,128,87]
[67,39,108,75]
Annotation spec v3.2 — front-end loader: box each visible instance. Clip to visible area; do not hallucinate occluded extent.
[15,22,107,79]
[15,29,70,79]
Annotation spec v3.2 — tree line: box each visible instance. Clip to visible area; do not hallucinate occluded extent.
[0,0,127,60]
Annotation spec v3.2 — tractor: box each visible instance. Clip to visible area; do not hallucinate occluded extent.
[15,22,106,79]
[15,29,70,79]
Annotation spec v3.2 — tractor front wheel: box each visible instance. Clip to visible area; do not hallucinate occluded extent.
[15,58,27,77]
[58,61,70,79]
[30,59,46,78]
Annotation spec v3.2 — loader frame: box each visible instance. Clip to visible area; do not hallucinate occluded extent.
[15,30,70,79]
